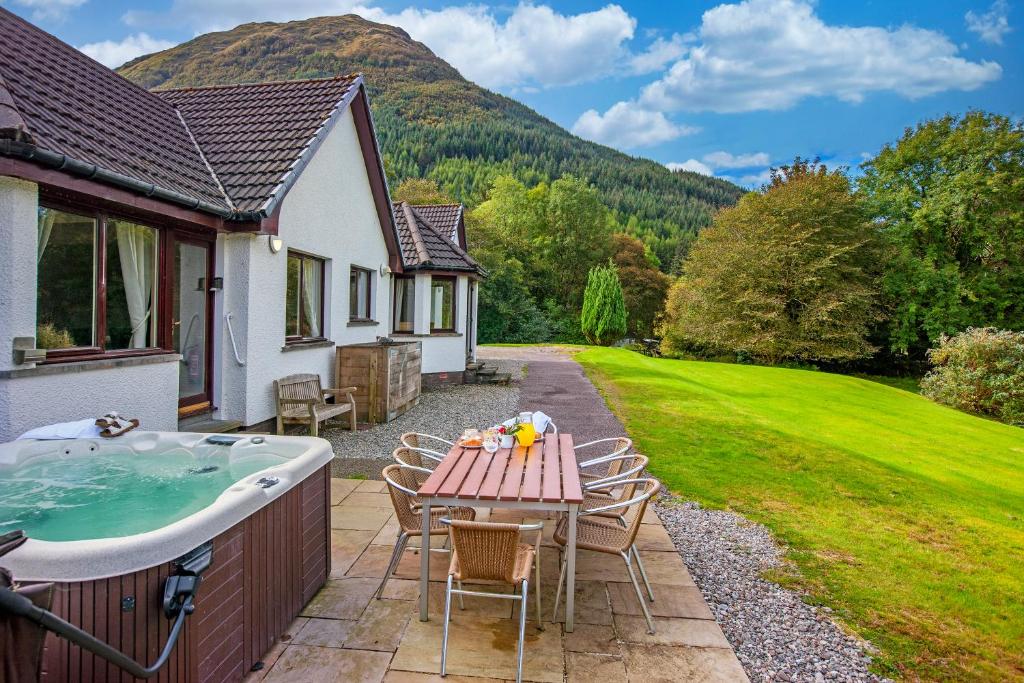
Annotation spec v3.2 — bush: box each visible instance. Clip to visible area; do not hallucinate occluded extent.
[36,322,74,349]
[921,328,1024,425]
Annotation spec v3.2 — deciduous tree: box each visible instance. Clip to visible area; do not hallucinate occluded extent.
[611,234,670,338]
[662,159,880,363]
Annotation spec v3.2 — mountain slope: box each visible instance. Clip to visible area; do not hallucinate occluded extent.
[119,14,743,265]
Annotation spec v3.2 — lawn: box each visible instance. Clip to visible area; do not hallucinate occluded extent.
[575,347,1024,682]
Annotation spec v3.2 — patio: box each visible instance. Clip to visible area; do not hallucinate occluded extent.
[244,477,749,683]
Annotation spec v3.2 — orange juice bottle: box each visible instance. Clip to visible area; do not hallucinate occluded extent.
[516,422,536,447]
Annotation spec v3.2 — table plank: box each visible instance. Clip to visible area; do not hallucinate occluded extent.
[418,446,465,497]
[437,448,478,497]
[519,443,544,502]
[499,444,528,500]
[459,449,495,498]
[558,433,583,503]
[477,448,511,500]
[541,437,562,502]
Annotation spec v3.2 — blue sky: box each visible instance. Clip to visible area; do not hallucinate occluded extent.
[5,0,1020,186]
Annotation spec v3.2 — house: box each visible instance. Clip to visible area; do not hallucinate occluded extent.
[391,201,485,385]
[0,8,481,440]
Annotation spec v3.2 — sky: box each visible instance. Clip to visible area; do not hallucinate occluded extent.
[4,0,1020,187]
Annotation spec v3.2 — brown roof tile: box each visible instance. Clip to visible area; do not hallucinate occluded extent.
[393,202,483,275]
[408,204,463,244]
[0,7,230,211]
[159,76,361,213]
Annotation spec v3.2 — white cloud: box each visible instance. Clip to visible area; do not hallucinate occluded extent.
[356,3,637,90]
[639,0,1002,114]
[629,33,686,75]
[572,101,698,149]
[702,151,770,169]
[666,159,713,175]
[79,33,176,68]
[9,0,85,21]
[966,0,1011,45]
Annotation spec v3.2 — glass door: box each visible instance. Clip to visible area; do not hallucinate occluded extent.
[173,239,212,410]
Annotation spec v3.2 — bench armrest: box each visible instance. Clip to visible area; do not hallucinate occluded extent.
[323,387,358,396]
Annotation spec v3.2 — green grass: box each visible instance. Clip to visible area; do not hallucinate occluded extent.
[575,347,1024,681]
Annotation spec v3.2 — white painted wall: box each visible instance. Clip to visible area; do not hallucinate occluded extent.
[415,274,471,374]
[215,107,395,427]
[0,360,179,442]
[0,176,179,440]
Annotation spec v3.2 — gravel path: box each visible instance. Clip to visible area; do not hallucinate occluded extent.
[656,499,890,683]
[320,358,524,479]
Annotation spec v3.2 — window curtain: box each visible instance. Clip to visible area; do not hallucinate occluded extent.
[36,210,55,263]
[394,277,405,329]
[302,259,322,337]
[115,224,155,348]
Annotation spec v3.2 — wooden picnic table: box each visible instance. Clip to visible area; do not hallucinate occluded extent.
[416,433,585,631]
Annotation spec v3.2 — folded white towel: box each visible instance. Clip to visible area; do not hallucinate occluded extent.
[532,411,552,434]
[17,419,103,441]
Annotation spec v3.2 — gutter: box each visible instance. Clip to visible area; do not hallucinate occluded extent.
[0,139,263,221]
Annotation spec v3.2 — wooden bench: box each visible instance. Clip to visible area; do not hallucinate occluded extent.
[274,373,357,437]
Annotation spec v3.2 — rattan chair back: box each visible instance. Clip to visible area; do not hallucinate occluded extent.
[382,464,422,533]
[448,520,522,584]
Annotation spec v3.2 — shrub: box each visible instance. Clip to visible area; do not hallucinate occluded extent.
[36,322,74,349]
[580,263,627,346]
[921,328,1024,425]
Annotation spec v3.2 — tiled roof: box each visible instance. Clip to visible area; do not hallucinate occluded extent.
[157,76,361,214]
[0,7,230,212]
[407,204,463,245]
[393,202,483,275]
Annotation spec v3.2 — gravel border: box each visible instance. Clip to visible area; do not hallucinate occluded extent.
[655,498,890,683]
[319,359,524,479]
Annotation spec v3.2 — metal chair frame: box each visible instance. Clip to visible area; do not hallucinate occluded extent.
[439,518,544,683]
[582,454,647,490]
[552,478,659,633]
[400,432,452,462]
[576,437,632,468]
[375,467,462,601]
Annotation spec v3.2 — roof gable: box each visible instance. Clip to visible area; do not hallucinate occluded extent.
[157,76,360,215]
[393,201,482,275]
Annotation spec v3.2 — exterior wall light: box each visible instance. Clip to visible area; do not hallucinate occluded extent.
[268,235,284,253]
[379,264,392,276]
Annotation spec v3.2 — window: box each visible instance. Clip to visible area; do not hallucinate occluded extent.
[393,275,415,333]
[286,251,325,342]
[349,266,372,320]
[36,206,158,355]
[430,276,456,332]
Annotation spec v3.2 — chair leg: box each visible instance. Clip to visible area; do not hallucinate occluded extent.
[623,552,655,634]
[457,580,465,610]
[632,545,655,602]
[441,575,454,677]
[275,416,283,435]
[350,406,357,431]
[310,419,318,437]
[552,549,567,622]
[516,580,529,683]
[534,546,543,629]
[375,533,409,599]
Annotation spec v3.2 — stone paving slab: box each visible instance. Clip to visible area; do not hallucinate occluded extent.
[250,477,748,683]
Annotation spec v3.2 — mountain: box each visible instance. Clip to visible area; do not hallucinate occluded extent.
[119,14,743,266]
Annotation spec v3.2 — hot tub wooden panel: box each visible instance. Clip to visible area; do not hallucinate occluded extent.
[37,464,331,683]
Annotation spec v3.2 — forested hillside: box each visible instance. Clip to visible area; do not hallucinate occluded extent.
[118,14,743,266]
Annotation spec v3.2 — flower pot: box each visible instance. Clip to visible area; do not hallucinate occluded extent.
[500,434,515,449]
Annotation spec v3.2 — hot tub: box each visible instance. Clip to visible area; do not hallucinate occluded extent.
[0,431,335,682]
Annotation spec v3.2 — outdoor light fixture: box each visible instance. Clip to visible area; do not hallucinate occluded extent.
[268,235,284,253]
[379,264,392,276]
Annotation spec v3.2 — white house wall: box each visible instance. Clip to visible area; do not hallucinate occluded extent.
[0,177,179,441]
[216,107,394,427]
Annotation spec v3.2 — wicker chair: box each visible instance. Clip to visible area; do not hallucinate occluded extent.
[582,454,650,524]
[575,437,633,484]
[552,478,661,633]
[374,464,475,600]
[392,446,439,490]
[400,432,453,462]
[440,518,544,683]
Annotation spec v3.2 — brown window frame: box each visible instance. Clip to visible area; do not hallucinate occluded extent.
[392,274,416,334]
[37,201,166,363]
[429,275,458,333]
[285,250,327,344]
[349,265,374,322]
